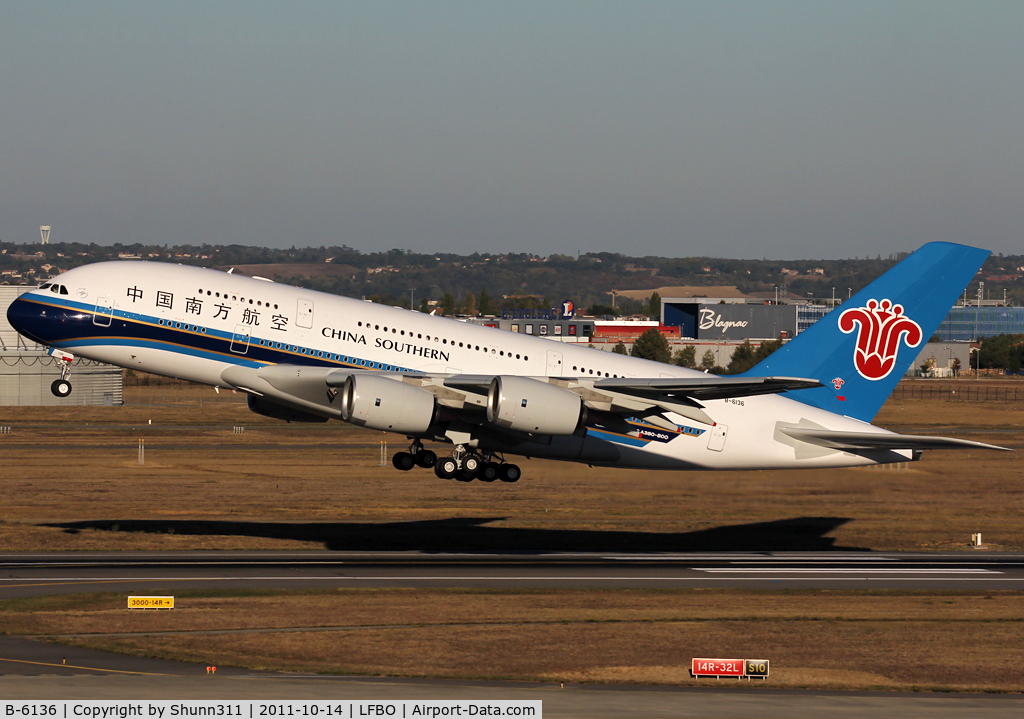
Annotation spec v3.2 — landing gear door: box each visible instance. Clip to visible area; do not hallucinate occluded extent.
[297,299,314,329]
[93,297,114,327]
[707,424,728,452]
[230,325,251,354]
[546,350,563,377]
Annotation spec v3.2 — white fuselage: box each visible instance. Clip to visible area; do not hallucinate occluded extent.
[15,261,908,471]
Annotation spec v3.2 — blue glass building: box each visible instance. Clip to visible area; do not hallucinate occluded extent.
[936,306,1024,341]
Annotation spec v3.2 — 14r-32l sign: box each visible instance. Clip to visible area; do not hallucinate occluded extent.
[691,658,770,679]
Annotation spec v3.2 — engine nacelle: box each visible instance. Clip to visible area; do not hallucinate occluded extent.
[340,374,436,434]
[486,376,586,435]
[247,395,329,423]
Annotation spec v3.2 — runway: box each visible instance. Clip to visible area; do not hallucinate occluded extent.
[1,550,1022,598]
[2,552,1022,715]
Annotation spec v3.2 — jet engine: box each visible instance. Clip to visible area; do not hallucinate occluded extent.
[339,374,436,434]
[247,395,329,423]
[486,376,586,435]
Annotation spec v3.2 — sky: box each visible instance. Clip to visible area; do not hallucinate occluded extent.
[1,1,1022,259]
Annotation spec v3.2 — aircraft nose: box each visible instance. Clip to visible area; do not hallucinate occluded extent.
[6,294,50,345]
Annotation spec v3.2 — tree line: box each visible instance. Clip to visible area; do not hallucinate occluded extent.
[612,329,786,374]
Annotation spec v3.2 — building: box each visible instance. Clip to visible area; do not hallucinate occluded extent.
[937,305,1024,341]
[661,297,836,340]
[0,287,123,406]
[909,341,974,377]
[470,310,596,342]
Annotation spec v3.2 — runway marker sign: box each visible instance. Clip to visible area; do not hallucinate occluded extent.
[127,596,174,609]
[692,658,769,680]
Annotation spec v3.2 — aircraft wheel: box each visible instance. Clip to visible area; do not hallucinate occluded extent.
[51,379,72,397]
[391,452,415,471]
[499,464,521,483]
[463,455,481,473]
[479,462,500,482]
[456,467,476,482]
[415,450,437,469]
[435,457,458,479]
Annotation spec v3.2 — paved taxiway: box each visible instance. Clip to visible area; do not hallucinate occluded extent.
[0,638,1021,718]
[1,550,1022,598]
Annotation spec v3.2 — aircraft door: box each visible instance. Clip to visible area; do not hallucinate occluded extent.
[297,299,314,329]
[707,424,728,452]
[93,297,114,327]
[230,325,251,354]
[546,350,563,377]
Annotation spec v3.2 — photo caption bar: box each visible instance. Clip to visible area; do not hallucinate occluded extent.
[3,703,540,719]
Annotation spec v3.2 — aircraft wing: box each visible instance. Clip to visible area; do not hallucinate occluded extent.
[592,375,822,400]
[225,364,824,436]
[334,370,820,429]
[779,427,1011,452]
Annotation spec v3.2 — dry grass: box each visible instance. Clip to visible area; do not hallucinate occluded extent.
[4,588,1022,691]
[1,383,1022,691]
[0,381,1020,552]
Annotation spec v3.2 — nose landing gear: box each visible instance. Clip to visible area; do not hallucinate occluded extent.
[49,349,75,397]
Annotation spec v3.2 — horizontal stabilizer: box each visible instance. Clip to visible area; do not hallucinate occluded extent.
[780,427,1010,452]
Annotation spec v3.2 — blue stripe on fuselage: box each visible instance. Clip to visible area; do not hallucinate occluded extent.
[14,294,412,373]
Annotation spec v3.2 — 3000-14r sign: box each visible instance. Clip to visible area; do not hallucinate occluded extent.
[127,596,174,609]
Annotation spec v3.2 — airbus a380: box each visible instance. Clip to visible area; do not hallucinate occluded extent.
[6,241,1007,482]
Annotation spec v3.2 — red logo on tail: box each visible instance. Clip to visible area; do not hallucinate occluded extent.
[838,299,922,380]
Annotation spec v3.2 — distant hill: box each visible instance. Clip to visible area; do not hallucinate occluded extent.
[221,263,361,280]
[616,285,748,300]
[0,240,1018,313]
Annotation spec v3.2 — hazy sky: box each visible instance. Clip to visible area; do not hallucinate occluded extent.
[2,1,1022,258]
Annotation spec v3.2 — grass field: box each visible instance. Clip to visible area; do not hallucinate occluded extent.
[0,378,1021,690]
[3,588,1023,692]
[0,379,1020,553]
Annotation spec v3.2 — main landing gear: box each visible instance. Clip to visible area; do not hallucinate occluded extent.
[391,440,437,472]
[433,445,520,483]
[49,349,75,397]
[391,441,521,483]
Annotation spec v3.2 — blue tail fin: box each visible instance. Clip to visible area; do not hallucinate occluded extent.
[747,242,989,422]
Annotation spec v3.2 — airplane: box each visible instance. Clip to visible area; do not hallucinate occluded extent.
[6,241,1007,482]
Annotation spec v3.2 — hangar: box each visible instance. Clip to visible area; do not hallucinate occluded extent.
[660,297,834,341]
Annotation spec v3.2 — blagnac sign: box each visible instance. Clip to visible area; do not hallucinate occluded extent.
[698,308,749,334]
[679,302,797,340]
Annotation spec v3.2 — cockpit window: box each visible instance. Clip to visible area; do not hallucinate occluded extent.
[50,285,60,293]
[39,283,52,290]
[59,286,69,295]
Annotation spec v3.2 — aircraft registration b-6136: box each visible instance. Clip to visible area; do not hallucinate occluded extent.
[6,241,1008,482]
